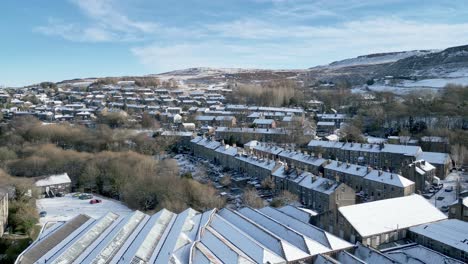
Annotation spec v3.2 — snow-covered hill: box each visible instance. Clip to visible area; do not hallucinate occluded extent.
[324,50,437,69]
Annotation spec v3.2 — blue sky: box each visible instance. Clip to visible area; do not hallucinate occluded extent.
[1,0,468,86]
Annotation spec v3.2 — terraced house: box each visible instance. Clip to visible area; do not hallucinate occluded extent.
[308,140,451,179]
[324,160,415,201]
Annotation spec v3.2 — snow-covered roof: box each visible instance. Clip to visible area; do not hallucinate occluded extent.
[277,205,318,222]
[385,244,464,264]
[339,195,447,237]
[278,150,327,167]
[249,141,284,155]
[317,121,335,126]
[418,151,451,165]
[18,206,353,264]
[409,219,468,253]
[235,155,279,171]
[298,175,341,195]
[307,140,344,149]
[253,118,275,125]
[214,144,238,156]
[324,161,368,177]
[363,170,414,188]
[35,173,71,187]
[216,127,288,135]
[382,144,422,157]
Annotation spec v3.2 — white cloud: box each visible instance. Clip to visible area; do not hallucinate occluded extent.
[132,17,468,72]
[34,0,468,72]
[70,0,159,33]
[35,0,159,42]
[34,18,116,42]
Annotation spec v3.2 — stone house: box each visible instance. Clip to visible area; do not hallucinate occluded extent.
[215,127,290,145]
[449,195,468,222]
[271,166,355,233]
[324,160,415,202]
[35,173,72,197]
[418,152,452,180]
[337,195,447,247]
[235,154,282,181]
[213,143,240,170]
[277,149,327,175]
[402,159,436,193]
[252,118,276,129]
[308,140,426,173]
[190,137,221,163]
[420,136,450,153]
[245,141,284,160]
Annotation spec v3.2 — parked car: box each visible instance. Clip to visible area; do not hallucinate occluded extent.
[39,211,47,217]
[441,205,449,212]
[79,193,93,200]
[422,193,433,199]
[445,186,454,192]
[436,196,445,201]
[89,199,102,204]
[55,192,64,197]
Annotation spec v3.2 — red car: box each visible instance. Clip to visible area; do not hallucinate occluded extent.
[89,199,102,204]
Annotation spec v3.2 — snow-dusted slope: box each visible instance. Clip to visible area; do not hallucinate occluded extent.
[325,50,437,69]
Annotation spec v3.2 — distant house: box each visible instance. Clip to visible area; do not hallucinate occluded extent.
[35,173,72,197]
[420,136,450,153]
[252,118,276,129]
[316,121,336,136]
[418,151,452,179]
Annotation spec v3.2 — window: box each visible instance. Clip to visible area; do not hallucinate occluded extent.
[461,251,468,262]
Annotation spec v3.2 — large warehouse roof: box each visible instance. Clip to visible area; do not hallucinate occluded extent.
[16,206,352,264]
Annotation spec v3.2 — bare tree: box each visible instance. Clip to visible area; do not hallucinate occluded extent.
[243,188,264,208]
[219,175,231,187]
[451,144,467,169]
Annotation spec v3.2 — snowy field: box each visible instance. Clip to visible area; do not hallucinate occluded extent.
[36,193,133,225]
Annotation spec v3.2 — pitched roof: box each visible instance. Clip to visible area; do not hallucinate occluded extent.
[338,195,447,237]
[19,206,353,264]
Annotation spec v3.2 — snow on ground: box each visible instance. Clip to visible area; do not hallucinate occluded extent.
[365,84,441,95]
[36,193,133,225]
[401,77,468,88]
[429,171,468,212]
[366,136,387,144]
[445,68,468,77]
[324,50,437,69]
[174,154,205,179]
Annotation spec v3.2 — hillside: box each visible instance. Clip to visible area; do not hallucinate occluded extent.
[18,44,468,90]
